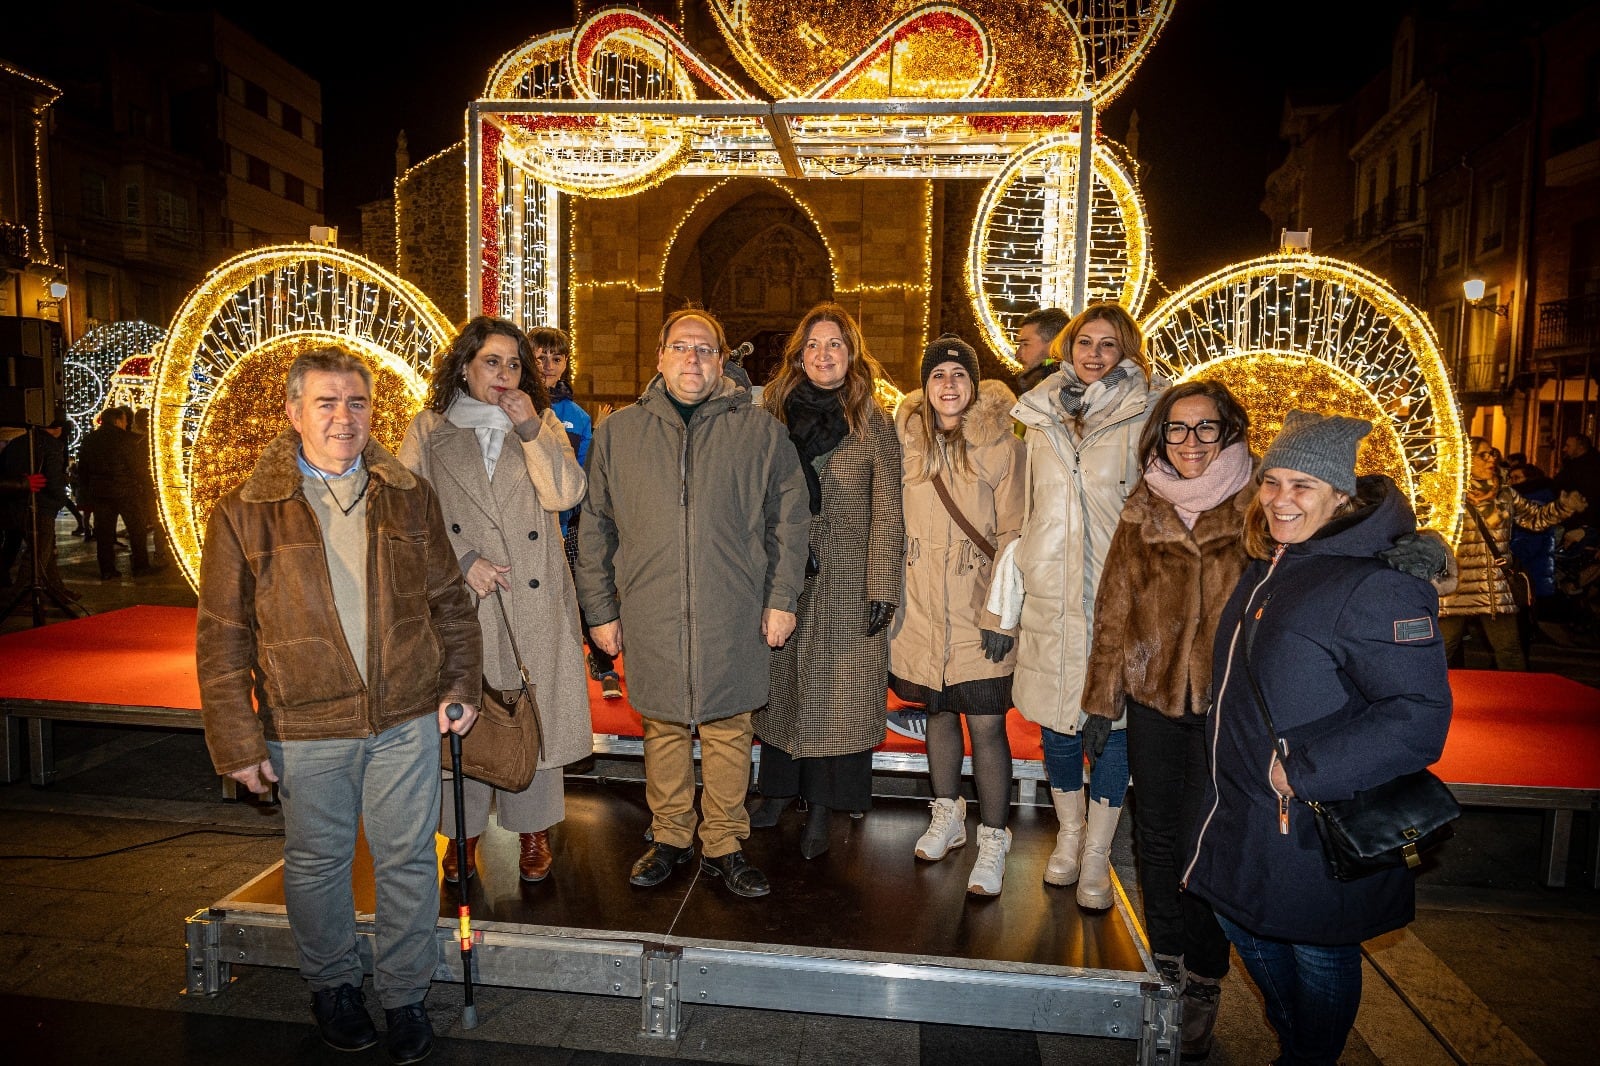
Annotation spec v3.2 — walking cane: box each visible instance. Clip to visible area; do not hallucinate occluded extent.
[444,702,479,1029]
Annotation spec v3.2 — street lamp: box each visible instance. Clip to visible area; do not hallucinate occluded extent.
[1463,278,1509,317]
[35,278,68,317]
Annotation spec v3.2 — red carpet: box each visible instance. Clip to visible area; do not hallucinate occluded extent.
[5,606,1598,790]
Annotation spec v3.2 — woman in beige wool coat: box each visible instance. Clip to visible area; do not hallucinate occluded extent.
[400,316,593,885]
[888,335,1025,897]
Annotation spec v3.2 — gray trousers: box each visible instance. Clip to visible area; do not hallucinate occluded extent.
[440,765,565,838]
[269,713,440,1009]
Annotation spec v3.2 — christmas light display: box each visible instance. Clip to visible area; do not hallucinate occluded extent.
[104,353,157,415]
[968,133,1150,368]
[1139,254,1467,540]
[151,245,454,591]
[62,321,165,450]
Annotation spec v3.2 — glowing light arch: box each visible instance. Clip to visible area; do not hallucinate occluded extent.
[1139,254,1467,540]
[969,133,1151,368]
[151,245,455,591]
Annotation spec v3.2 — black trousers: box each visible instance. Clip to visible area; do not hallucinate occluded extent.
[1127,697,1230,979]
[92,499,147,576]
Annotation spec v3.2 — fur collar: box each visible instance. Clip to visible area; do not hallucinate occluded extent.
[1119,476,1253,547]
[239,428,416,504]
[895,379,1018,447]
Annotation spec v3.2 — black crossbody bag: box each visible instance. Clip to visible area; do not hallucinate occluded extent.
[1237,599,1459,881]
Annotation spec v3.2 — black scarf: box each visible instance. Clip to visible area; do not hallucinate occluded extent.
[784,379,848,515]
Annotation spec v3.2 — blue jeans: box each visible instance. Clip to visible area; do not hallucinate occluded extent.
[1040,725,1129,806]
[1216,913,1362,1066]
[269,713,442,1009]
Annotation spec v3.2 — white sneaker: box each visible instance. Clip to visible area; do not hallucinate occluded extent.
[966,825,1012,896]
[914,797,967,860]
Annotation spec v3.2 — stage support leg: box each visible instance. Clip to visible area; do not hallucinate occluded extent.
[1539,809,1572,889]
[1139,980,1182,1065]
[640,946,681,1040]
[184,909,232,996]
[28,719,54,786]
[2,714,18,783]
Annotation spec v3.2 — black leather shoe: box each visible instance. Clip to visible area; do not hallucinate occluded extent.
[629,841,692,887]
[310,983,377,1052]
[747,794,794,828]
[701,850,770,898]
[384,1001,433,1064]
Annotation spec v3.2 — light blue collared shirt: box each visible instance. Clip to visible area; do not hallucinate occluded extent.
[296,449,364,481]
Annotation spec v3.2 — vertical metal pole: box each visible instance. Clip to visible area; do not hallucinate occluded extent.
[1073,101,1094,315]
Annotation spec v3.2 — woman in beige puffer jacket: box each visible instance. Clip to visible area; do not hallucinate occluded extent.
[889,335,1025,897]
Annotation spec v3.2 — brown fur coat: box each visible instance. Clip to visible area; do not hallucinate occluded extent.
[1080,476,1253,721]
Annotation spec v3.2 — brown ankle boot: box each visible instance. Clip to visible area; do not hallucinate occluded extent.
[442,836,478,883]
[519,830,553,881]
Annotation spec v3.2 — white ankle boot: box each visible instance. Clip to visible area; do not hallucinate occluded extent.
[1076,799,1123,910]
[914,796,967,860]
[966,825,1012,896]
[1044,787,1086,886]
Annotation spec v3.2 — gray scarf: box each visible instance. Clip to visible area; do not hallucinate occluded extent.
[445,394,514,479]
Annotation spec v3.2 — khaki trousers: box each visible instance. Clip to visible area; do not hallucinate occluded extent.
[642,713,753,858]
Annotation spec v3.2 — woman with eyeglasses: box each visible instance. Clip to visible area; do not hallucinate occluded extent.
[1077,379,1252,1056]
[752,302,903,859]
[1438,437,1585,670]
[1009,301,1167,910]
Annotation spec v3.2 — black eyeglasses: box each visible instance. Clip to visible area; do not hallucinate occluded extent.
[1162,420,1223,445]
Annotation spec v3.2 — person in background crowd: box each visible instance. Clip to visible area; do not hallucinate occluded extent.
[1185,410,1452,1066]
[577,308,809,898]
[1555,433,1599,531]
[751,303,903,860]
[889,334,1025,895]
[1005,301,1165,910]
[1013,306,1068,395]
[129,408,169,571]
[401,316,593,885]
[1079,379,1253,1056]
[530,326,623,701]
[1440,437,1583,670]
[1,417,76,600]
[197,347,480,1063]
[75,407,150,580]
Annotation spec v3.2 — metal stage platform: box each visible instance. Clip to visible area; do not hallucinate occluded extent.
[185,776,1177,1062]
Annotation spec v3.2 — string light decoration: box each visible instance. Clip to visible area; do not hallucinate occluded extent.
[63,321,165,450]
[967,132,1151,368]
[705,0,1172,105]
[1139,254,1467,541]
[151,245,454,591]
[1,61,62,266]
[103,353,157,415]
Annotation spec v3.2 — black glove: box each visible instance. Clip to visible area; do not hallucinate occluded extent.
[1379,530,1449,582]
[979,629,1014,663]
[866,600,895,636]
[1081,715,1114,766]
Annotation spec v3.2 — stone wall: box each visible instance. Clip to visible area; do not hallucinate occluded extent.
[396,145,468,327]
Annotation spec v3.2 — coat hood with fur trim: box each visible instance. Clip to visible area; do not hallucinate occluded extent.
[894,378,1018,447]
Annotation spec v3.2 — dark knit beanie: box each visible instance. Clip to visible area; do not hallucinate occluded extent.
[1259,409,1372,497]
[920,333,980,389]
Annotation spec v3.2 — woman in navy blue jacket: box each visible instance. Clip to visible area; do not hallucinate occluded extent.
[1184,411,1452,1066]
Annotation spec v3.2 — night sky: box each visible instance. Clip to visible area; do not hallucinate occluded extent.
[24,1,1406,297]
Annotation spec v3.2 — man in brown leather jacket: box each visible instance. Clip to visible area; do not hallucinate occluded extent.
[196,347,480,1064]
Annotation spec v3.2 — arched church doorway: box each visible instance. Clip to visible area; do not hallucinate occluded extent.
[661,188,832,387]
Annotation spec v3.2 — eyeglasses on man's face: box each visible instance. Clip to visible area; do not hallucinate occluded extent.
[665,342,719,360]
[1162,420,1223,445]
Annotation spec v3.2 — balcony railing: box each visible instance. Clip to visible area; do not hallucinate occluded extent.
[1536,294,1600,351]
[1344,185,1419,242]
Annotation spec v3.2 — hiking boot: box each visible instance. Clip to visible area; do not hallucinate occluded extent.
[914,796,967,860]
[1180,976,1222,1060]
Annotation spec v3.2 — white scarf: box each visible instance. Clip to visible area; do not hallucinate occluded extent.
[446,394,514,479]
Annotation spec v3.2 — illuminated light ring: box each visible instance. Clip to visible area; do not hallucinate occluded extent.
[483,30,573,99]
[1138,253,1467,541]
[706,0,1168,105]
[811,6,996,101]
[61,359,104,450]
[491,113,692,199]
[967,133,1151,369]
[152,245,454,592]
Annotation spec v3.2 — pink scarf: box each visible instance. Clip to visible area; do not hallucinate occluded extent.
[1143,442,1253,529]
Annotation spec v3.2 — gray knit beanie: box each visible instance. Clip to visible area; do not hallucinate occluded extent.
[921,333,980,389]
[1259,409,1372,497]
